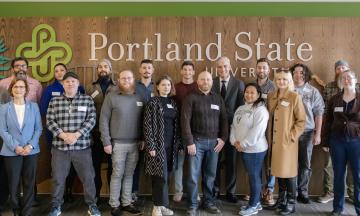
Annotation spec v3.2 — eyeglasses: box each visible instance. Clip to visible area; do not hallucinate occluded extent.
[13,86,26,89]
[275,69,291,73]
[14,64,27,69]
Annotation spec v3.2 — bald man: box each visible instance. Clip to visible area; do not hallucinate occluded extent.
[181,71,228,215]
[99,70,144,216]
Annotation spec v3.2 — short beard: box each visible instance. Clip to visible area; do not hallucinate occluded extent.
[119,83,135,94]
[15,71,27,79]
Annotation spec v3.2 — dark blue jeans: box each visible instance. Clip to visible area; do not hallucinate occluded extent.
[242,151,267,207]
[297,130,314,197]
[329,135,360,214]
[187,138,218,209]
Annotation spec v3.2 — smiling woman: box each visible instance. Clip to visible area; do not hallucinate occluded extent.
[0,77,42,216]
[143,75,180,216]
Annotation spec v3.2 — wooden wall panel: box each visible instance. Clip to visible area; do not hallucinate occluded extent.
[0,17,359,195]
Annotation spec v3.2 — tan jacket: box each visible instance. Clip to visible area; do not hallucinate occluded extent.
[267,89,306,178]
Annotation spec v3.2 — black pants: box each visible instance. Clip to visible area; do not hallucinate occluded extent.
[278,177,297,204]
[214,141,237,195]
[92,132,112,199]
[151,149,171,207]
[0,155,9,209]
[4,154,37,216]
[152,175,169,206]
[133,149,144,193]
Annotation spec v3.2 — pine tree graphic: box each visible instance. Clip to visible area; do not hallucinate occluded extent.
[0,39,10,75]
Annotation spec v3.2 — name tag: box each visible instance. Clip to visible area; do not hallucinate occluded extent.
[91,90,99,98]
[211,104,219,110]
[334,107,343,112]
[78,106,87,112]
[167,104,173,109]
[281,101,290,107]
[262,94,268,99]
[137,102,143,107]
[52,91,61,96]
[304,88,312,93]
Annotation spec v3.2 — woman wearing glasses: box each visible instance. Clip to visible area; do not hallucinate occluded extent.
[266,70,306,215]
[0,78,42,216]
[324,70,360,216]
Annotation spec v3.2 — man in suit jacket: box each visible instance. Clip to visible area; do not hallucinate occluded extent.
[212,57,244,203]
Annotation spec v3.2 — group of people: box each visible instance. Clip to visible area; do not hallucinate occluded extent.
[0,56,358,216]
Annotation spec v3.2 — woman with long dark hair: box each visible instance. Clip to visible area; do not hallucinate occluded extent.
[230,83,269,216]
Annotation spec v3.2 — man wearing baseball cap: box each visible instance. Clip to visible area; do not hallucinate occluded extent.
[46,71,100,216]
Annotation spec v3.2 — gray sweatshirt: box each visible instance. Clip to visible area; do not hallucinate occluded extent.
[99,89,144,146]
[294,82,324,131]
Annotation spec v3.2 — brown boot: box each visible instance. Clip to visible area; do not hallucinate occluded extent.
[262,188,275,205]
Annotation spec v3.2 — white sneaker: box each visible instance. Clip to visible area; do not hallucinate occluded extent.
[197,194,201,201]
[160,206,174,215]
[173,192,183,202]
[152,206,162,216]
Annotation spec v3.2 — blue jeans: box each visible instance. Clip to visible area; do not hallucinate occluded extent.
[297,130,314,197]
[242,151,267,207]
[187,138,218,209]
[174,150,185,194]
[329,135,360,214]
[263,152,275,192]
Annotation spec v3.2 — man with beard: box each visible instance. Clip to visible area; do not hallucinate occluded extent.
[256,58,276,101]
[212,57,244,203]
[47,71,100,216]
[86,59,117,203]
[99,70,144,216]
[0,87,10,215]
[291,63,324,204]
[132,59,154,202]
[0,57,42,103]
[182,71,228,215]
[255,58,276,206]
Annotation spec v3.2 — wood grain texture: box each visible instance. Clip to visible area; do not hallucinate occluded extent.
[0,17,359,195]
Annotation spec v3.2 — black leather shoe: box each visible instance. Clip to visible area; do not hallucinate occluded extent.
[111,207,121,216]
[297,195,310,204]
[12,209,20,216]
[122,204,142,215]
[204,205,221,214]
[280,203,295,215]
[266,199,287,210]
[225,194,238,203]
[32,198,40,207]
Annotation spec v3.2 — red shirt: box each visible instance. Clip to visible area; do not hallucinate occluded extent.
[174,82,198,108]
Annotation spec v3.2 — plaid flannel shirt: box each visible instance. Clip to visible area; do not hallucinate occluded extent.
[46,93,96,151]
